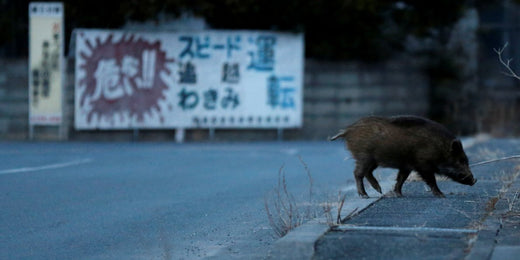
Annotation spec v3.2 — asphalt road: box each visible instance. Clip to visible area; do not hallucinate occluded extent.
[0,141,357,259]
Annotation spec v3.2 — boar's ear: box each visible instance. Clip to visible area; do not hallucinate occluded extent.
[450,140,464,154]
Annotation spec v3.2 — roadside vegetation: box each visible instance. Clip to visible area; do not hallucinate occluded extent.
[264,157,351,237]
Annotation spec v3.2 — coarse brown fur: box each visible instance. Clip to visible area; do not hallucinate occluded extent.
[331,115,476,198]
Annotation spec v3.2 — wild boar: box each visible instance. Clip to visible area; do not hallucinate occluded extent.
[330,115,476,198]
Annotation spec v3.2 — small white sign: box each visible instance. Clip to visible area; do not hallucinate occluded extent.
[29,2,64,125]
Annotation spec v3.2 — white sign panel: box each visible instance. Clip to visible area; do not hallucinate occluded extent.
[74,29,304,129]
[29,2,64,125]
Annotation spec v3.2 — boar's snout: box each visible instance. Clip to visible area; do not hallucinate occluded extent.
[459,171,477,186]
[439,165,476,186]
[466,176,477,186]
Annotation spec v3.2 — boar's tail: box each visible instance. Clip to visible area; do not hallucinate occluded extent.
[329,129,347,141]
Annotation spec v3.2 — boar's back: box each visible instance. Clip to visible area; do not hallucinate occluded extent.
[389,116,456,140]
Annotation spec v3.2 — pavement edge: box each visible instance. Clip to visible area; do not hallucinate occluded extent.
[266,190,388,260]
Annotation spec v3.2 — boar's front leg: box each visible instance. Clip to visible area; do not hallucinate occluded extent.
[394,169,411,197]
[366,171,382,194]
[418,170,445,198]
[354,160,377,198]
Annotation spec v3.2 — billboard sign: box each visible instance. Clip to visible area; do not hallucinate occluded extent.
[74,29,304,129]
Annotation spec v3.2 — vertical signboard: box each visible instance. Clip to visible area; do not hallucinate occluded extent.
[29,2,64,137]
[74,30,303,130]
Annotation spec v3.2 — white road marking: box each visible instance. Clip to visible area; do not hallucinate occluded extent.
[0,159,93,175]
[281,148,299,155]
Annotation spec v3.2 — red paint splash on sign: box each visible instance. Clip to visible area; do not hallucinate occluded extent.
[78,34,174,124]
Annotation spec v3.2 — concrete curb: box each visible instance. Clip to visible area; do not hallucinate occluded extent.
[266,181,394,260]
[266,220,329,260]
[266,134,490,260]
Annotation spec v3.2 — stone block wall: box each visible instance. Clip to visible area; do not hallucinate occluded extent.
[0,58,429,141]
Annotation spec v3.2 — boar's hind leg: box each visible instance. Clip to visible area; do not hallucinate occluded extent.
[418,171,445,198]
[354,161,377,199]
[394,169,411,197]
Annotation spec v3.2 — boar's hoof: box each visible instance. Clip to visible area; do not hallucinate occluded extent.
[359,194,369,199]
[433,192,446,198]
[391,191,403,197]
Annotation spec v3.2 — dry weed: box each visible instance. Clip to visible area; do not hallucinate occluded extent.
[264,158,356,237]
[264,165,303,237]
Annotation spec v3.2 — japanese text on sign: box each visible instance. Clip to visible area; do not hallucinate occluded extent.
[29,2,64,125]
[75,30,303,129]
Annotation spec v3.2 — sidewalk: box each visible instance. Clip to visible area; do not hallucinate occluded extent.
[267,138,520,259]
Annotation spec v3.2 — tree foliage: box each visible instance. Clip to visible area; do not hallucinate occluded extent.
[1,0,470,60]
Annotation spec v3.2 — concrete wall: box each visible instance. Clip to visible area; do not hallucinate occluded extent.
[301,59,428,139]
[0,59,29,139]
[0,57,429,141]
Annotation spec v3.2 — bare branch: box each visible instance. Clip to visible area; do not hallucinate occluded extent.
[297,155,314,205]
[470,155,520,167]
[336,192,347,224]
[495,42,520,80]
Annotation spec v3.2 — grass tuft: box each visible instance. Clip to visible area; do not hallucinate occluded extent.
[264,158,356,237]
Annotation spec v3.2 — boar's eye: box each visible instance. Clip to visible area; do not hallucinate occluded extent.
[460,157,468,165]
